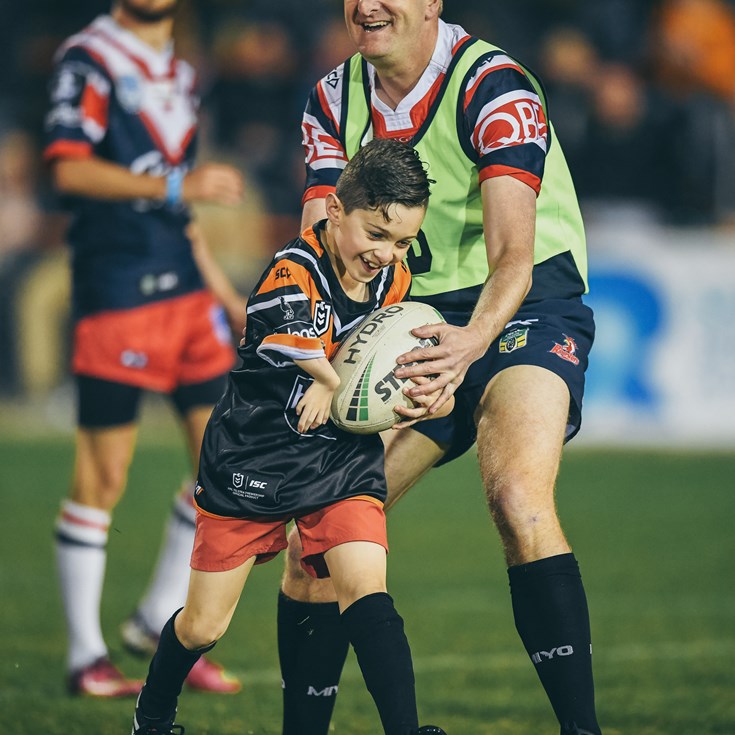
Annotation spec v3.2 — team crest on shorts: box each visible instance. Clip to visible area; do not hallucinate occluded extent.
[499,327,528,353]
[549,334,580,365]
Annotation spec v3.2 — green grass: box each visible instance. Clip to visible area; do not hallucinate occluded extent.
[1,435,734,734]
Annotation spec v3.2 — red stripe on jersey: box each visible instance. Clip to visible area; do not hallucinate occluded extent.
[43,140,94,162]
[61,510,109,532]
[303,184,336,206]
[317,80,340,135]
[81,79,109,131]
[479,164,542,194]
[464,62,525,111]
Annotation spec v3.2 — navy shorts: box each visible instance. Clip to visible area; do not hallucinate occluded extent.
[413,297,595,465]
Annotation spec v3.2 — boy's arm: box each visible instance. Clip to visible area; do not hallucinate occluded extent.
[293,357,341,434]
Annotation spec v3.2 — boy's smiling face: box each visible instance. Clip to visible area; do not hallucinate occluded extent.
[324,192,425,291]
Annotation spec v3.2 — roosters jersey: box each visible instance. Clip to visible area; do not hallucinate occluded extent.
[43,15,202,320]
[196,221,411,519]
[302,20,587,309]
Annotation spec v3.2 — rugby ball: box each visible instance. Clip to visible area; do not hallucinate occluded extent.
[330,302,445,434]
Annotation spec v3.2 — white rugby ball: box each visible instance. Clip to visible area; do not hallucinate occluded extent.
[330,301,445,434]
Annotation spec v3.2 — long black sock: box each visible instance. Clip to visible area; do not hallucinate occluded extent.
[508,553,602,735]
[341,592,418,735]
[137,610,214,722]
[278,591,349,735]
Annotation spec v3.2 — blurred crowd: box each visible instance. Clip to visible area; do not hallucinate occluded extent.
[1,0,735,396]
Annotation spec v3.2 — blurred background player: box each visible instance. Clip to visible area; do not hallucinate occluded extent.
[277,1,601,734]
[44,0,244,697]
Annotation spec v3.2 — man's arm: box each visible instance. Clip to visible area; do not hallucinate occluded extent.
[301,197,329,232]
[394,175,535,411]
[51,157,243,206]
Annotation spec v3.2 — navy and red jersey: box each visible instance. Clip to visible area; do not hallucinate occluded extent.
[195,221,411,520]
[301,20,546,205]
[43,14,202,320]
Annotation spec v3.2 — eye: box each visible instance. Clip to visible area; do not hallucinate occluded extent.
[368,231,383,240]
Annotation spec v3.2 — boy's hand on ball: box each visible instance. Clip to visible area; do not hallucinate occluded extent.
[296,383,334,433]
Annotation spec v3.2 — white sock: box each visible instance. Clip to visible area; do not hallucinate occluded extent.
[136,483,197,635]
[55,500,111,672]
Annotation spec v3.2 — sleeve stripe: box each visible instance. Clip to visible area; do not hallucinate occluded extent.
[479,164,542,194]
[247,292,310,316]
[302,184,336,205]
[43,140,94,162]
[316,80,340,135]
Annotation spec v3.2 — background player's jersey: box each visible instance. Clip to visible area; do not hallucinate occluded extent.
[302,20,587,311]
[43,15,202,320]
[196,222,410,519]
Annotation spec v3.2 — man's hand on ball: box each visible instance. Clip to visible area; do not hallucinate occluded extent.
[392,376,454,429]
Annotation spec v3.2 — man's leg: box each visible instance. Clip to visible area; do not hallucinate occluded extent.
[278,430,445,735]
[125,403,241,693]
[55,422,142,696]
[476,364,601,735]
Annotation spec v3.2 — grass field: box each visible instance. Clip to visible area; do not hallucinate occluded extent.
[1,432,734,735]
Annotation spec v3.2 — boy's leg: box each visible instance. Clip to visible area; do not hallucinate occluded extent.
[278,432,443,734]
[325,541,419,735]
[135,560,254,729]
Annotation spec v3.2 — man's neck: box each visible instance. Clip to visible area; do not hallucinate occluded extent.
[111,9,173,52]
[371,26,439,110]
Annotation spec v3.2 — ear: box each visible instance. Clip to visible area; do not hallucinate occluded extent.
[426,0,442,20]
[325,191,344,226]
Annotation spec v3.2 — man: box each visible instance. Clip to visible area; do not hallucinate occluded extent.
[44,0,244,697]
[277,1,601,734]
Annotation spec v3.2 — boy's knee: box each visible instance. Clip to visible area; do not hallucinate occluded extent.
[175,609,226,651]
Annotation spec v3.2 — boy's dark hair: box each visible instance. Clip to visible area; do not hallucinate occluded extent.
[336,138,433,221]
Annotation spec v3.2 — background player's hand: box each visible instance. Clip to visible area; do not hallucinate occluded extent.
[393,322,488,414]
[295,382,335,433]
[392,376,455,429]
[183,163,244,206]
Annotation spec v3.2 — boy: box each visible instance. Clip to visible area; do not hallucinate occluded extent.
[132,138,450,735]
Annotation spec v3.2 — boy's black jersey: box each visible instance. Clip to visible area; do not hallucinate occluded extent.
[196,221,411,519]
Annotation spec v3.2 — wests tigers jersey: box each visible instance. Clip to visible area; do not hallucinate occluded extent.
[43,14,202,320]
[196,222,411,519]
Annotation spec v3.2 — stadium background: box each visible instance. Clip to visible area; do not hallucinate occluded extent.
[0,1,734,733]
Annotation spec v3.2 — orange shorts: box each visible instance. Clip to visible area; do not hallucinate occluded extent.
[191,498,388,579]
[72,291,235,392]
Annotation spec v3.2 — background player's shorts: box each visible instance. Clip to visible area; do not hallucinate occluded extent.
[191,497,387,579]
[72,290,235,393]
[413,296,595,466]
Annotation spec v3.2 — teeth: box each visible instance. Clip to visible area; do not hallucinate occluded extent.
[363,21,389,30]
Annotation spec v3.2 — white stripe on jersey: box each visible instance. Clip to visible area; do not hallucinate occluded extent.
[247,292,310,316]
[466,54,523,94]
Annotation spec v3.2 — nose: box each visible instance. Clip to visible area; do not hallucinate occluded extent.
[374,244,395,265]
[355,0,381,16]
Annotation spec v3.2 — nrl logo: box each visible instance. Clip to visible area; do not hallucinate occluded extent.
[232,473,244,489]
[313,300,332,336]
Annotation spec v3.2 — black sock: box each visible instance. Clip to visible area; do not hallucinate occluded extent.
[341,592,418,735]
[508,553,602,735]
[278,591,349,735]
[137,610,214,722]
